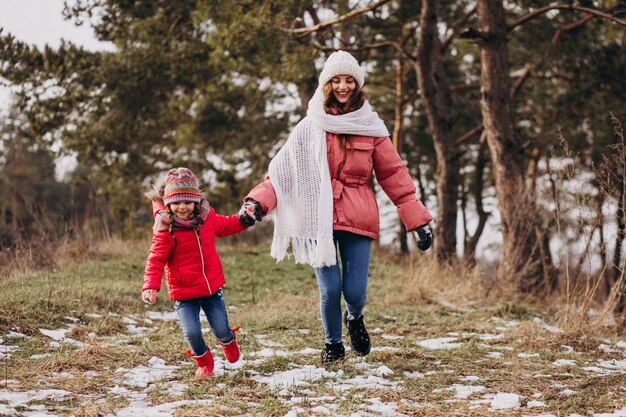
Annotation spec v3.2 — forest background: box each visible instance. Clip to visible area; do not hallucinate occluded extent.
[0,0,625,326]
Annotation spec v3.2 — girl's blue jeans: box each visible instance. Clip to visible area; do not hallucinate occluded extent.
[314,230,372,344]
[175,288,233,356]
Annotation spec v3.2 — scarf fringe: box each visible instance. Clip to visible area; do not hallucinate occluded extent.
[271,236,336,268]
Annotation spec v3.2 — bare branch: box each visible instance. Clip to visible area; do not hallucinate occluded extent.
[551,13,595,44]
[455,124,483,145]
[510,4,626,30]
[511,66,531,97]
[283,0,393,37]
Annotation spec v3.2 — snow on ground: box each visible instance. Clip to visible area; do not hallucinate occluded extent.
[2,316,626,416]
[416,337,463,350]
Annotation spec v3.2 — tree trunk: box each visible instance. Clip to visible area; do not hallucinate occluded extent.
[464,139,490,263]
[393,61,409,253]
[476,0,544,291]
[415,0,460,262]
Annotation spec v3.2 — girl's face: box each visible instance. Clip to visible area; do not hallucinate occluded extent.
[330,75,356,104]
[169,201,195,220]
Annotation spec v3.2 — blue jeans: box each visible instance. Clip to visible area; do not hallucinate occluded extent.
[175,289,233,356]
[314,230,372,344]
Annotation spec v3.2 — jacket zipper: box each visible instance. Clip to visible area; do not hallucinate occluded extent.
[194,229,212,295]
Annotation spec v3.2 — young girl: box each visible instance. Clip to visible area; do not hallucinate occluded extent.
[142,167,258,377]
[243,51,433,364]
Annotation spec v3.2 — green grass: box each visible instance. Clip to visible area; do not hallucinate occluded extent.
[1,244,625,416]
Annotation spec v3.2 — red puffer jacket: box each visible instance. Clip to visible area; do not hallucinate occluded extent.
[247,133,432,239]
[142,203,245,301]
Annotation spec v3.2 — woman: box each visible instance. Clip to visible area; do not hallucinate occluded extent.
[240,50,433,364]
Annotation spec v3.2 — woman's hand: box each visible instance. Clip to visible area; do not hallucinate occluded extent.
[238,199,263,227]
[413,225,433,251]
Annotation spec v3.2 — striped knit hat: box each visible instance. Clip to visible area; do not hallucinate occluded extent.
[162,167,202,206]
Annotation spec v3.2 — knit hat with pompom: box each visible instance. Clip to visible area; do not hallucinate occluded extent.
[162,167,202,206]
[318,50,365,88]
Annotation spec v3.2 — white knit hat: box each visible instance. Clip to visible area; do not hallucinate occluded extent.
[318,50,365,88]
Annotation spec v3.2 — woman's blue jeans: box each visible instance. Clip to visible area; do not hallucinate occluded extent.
[314,230,372,344]
[175,289,233,356]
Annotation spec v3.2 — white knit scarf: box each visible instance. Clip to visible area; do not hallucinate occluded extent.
[268,87,389,267]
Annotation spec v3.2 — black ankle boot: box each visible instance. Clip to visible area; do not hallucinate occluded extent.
[344,311,371,356]
[321,342,345,364]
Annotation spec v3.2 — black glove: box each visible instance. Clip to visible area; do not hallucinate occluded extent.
[238,199,263,227]
[413,225,433,251]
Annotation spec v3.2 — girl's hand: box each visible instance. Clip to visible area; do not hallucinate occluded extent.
[238,199,263,227]
[142,289,158,305]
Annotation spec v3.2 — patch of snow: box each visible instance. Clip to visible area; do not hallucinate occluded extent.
[522,414,555,417]
[115,356,179,388]
[417,337,463,350]
[404,371,424,379]
[374,366,394,377]
[39,328,70,341]
[479,333,505,340]
[29,353,52,360]
[460,376,480,381]
[310,405,332,414]
[597,359,626,371]
[599,344,620,353]
[370,346,401,353]
[528,400,546,407]
[490,392,521,409]
[252,365,339,389]
[330,374,401,391]
[436,384,486,399]
[518,353,540,358]
[295,348,318,355]
[552,359,577,366]
[592,406,626,417]
[560,389,576,396]
[366,397,402,416]
[7,331,28,338]
[487,352,504,359]
[106,397,213,417]
[297,329,310,334]
[381,334,404,340]
[146,311,178,321]
[371,327,384,333]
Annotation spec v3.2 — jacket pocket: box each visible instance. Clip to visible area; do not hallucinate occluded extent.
[344,140,374,177]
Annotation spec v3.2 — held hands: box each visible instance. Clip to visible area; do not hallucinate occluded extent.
[413,225,433,251]
[142,289,157,305]
[238,199,263,227]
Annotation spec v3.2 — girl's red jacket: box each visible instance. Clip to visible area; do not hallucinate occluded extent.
[142,203,245,301]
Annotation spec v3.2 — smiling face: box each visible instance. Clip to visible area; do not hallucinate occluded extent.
[169,201,196,220]
[330,74,357,104]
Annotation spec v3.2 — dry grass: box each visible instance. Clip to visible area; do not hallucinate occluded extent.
[1,242,625,416]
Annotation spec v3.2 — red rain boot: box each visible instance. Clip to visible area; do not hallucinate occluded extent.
[186,348,214,378]
[219,327,241,363]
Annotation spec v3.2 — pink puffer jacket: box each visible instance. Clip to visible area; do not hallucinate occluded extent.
[246,132,432,240]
